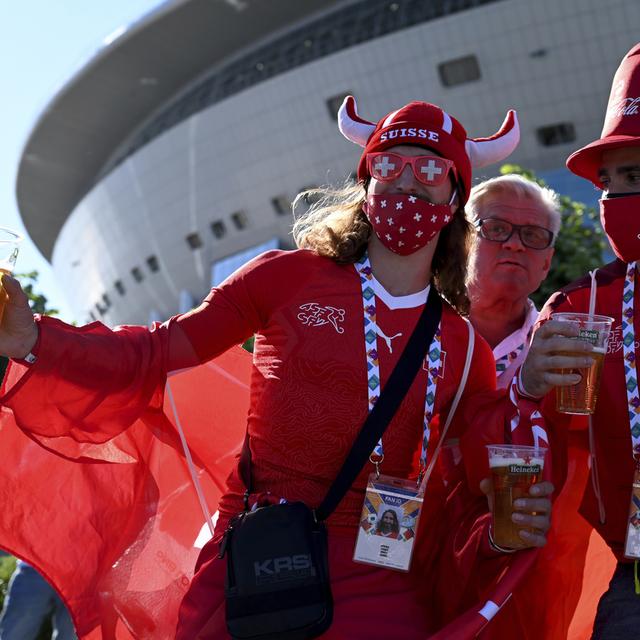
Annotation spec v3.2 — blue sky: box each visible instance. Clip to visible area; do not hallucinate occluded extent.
[1,0,164,322]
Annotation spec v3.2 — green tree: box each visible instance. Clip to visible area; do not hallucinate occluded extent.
[498,164,607,308]
[18,271,59,316]
[0,554,16,608]
[242,336,255,353]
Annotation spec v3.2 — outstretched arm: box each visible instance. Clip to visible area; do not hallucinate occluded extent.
[0,274,38,359]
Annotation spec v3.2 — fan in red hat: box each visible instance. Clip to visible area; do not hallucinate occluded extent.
[329,97,559,640]
[567,43,640,187]
[329,96,522,315]
[517,42,640,640]
[568,43,640,263]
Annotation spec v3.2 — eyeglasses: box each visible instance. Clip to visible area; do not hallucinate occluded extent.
[475,217,554,250]
[366,152,457,187]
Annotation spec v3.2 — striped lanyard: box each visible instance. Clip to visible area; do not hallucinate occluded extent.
[622,262,640,452]
[495,343,526,375]
[355,253,442,474]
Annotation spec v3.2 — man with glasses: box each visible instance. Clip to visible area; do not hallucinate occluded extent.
[465,176,605,639]
[466,174,560,388]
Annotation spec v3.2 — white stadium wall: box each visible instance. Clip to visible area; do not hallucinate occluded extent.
[48,0,638,325]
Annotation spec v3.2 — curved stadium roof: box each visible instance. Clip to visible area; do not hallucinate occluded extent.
[16,0,344,259]
[16,0,499,260]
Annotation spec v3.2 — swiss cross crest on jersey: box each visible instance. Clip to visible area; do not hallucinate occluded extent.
[363,193,454,256]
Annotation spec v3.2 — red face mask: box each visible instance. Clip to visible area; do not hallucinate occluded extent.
[600,193,640,262]
[363,192,454,256]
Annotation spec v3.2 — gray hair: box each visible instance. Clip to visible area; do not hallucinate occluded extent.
[466,174,561,239]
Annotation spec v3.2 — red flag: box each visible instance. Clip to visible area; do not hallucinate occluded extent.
[0,333,252,639]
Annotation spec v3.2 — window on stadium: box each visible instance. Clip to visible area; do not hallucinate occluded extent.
[211,220,227,239]
[231,211,249,230]
[186,232,204,250]
[146,255,160,272]
[536,123,576,147]
[438,55,481,87]
[271,195,291,216]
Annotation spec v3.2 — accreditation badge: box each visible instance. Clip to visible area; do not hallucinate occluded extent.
[624,464,640,559]
[353,473,423,572]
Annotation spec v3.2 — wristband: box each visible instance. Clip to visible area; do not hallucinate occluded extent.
[16,326,40,366]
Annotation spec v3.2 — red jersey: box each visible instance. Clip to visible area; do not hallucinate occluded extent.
[174,249,499,533]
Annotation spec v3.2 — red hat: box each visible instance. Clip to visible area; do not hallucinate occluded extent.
[567,43,640,186]
[337,96,519,203]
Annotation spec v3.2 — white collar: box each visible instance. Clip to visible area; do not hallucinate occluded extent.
[369,272,430,310]
[492,299,538,360]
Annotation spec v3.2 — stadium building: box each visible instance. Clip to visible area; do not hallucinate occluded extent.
[16,0,639,325]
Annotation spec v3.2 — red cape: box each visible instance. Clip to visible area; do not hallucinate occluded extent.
[0,331,251,638]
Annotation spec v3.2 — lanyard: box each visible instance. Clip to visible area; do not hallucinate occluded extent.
[495,343,526,375]
[355,253,442,474]
[622,262,640,455]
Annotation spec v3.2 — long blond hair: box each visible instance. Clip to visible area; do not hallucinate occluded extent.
[292,182,472,315]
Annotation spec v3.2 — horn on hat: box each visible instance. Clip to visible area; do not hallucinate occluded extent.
[465,110,520,168]
[338,96,376,147]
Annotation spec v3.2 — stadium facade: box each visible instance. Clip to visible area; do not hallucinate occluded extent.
[16,0,639,325]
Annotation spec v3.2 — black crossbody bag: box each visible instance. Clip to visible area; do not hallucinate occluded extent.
[220,288,443,640]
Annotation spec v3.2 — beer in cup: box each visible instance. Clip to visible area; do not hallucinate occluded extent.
[551,312,613,415]
[0,228,22,325]
[487,444,547,550]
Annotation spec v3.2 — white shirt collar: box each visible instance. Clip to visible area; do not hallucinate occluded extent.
[369,273,430,310]
[493,299,538,360]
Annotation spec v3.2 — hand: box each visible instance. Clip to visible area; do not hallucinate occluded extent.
[481,478,554,548]
[0,274,38,359]
[519,320,596,398]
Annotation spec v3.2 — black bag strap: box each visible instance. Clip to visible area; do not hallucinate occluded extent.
[316,287,442,520]
[239,286,443,519]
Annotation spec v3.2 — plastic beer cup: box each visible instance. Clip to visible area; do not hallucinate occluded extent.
[0,228,22,325]
[551,312,613,415]
[487,444,547,550]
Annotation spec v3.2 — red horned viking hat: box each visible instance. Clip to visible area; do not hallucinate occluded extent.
[338,96,520,204]
[567,43,640,186]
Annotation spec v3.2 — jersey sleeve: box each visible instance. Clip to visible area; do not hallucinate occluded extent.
[171,250,281,366]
